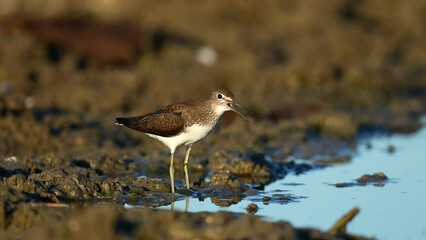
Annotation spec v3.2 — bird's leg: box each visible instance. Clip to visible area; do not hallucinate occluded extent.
[169,151,175,193]
[183,146,192,189]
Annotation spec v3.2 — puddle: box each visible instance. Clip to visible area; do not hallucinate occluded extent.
[126,120,426,240]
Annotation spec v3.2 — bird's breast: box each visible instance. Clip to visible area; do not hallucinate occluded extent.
[182,123,215,145]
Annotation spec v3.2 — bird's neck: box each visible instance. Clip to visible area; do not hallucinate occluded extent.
[212,103,228,118]
[183,101,221,127]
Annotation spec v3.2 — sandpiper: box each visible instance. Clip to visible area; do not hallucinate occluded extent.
[115,89,249,193]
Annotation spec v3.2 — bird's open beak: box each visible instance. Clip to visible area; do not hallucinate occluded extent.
[227,101,250,122]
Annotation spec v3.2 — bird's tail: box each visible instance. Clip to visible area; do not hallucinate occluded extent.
[115,117,131,126]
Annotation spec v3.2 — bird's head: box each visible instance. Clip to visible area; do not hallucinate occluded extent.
[210,89,249,121]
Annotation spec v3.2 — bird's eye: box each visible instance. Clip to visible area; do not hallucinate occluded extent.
[217,94,223,99]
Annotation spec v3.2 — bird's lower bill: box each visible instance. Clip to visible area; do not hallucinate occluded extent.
[227,102,249,122]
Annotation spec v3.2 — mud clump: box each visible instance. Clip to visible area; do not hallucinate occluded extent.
[356,172,388,184]
[335,172,389,188]
[128,178,170,193]
[210,151,284,185]
[124,178,174,207]
[1,167,132,202]
[189,172,251,207]
[210,171,248,191]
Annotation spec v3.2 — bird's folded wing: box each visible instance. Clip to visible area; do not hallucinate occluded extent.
[124,112,184,137]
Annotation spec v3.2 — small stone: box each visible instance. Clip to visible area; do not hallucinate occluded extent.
[387,145,396,154]
[366,142,372,149]
[246,203,259,214]
[262,196,271,202]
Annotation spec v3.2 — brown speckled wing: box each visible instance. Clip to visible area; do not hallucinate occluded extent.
[117,109,184,137]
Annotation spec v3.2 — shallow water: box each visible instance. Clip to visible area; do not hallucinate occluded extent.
[133,120,426,240]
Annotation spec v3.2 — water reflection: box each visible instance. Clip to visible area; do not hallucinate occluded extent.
[171,197,189,212]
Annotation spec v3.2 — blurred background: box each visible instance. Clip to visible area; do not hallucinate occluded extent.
[1,0,426,158]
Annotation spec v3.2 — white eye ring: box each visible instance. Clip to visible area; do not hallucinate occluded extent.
[217,94,223,99]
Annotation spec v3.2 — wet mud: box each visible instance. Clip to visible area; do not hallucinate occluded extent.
[1,0,426,239]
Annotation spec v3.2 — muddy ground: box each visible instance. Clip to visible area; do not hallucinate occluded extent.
[1,1,426,239]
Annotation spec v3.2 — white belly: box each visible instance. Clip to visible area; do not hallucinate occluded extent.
[146,124,214,153]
